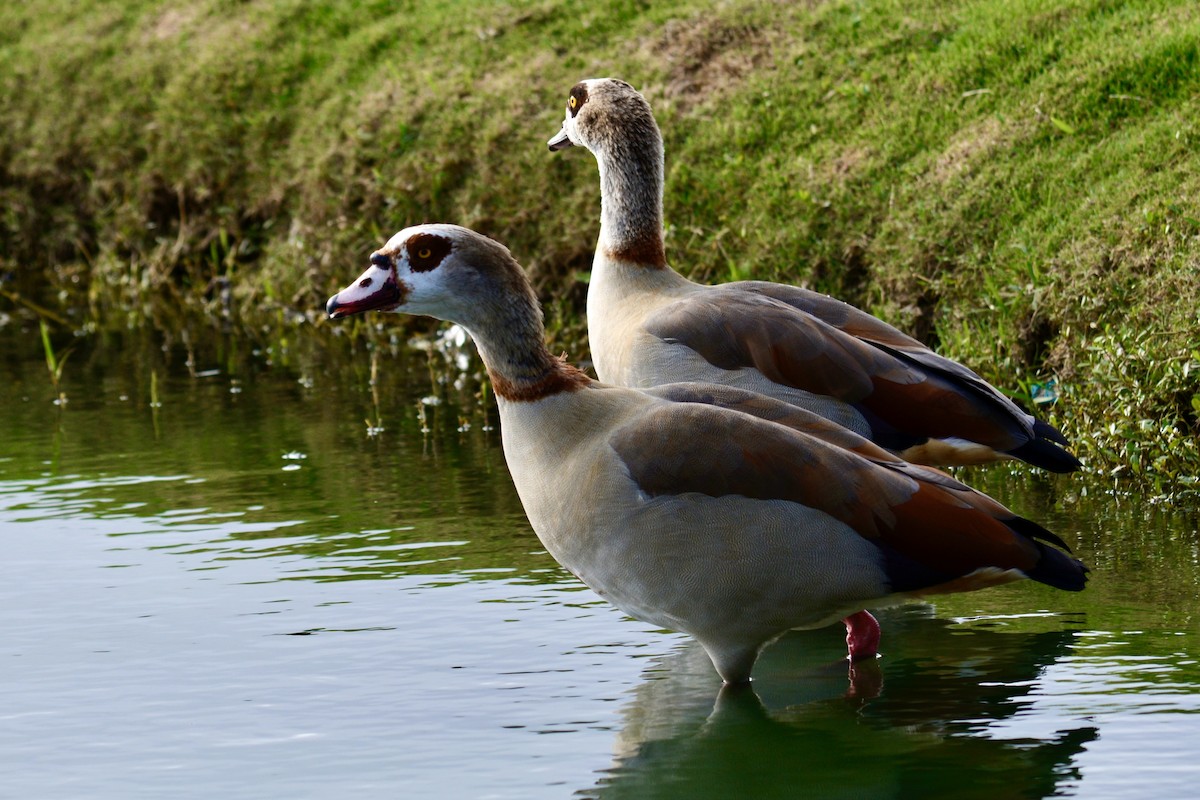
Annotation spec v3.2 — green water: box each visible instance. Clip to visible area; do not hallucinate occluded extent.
[2,320,1198,799]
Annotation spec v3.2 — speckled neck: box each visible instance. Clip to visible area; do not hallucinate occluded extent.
[593,116,666,269]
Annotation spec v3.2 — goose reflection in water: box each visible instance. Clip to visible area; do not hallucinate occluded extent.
[583,606,1097,800]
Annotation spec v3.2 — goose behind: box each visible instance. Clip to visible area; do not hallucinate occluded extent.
[326,223,1087,684]
[548,78,1079,473]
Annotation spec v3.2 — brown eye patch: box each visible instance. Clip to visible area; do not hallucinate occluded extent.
[406,232,452,272]
[567,82,588,118]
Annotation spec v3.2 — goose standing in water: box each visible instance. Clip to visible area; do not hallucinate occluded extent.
[326,224,1087,684]
[548,78,1079,473]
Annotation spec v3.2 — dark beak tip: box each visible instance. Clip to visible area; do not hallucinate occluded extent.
[325,295,342,319]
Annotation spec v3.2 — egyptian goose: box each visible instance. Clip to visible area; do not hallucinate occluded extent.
[548,78,1079,472]
[326,224,1087,684]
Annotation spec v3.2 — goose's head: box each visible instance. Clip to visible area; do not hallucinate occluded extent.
[325,224,538,333]
[547,78,661,156]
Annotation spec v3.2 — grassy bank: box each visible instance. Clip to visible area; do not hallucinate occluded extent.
[2,0,1198,495]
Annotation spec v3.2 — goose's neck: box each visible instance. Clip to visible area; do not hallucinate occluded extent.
[470,317,591,403]
[595,135,666,270]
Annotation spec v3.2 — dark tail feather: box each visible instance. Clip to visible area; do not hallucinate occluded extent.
[1033,418,1070,446]
[1025,542,1089,591]
[1005,515,1073,552]
[1008,437,1082,473]
[1004,515,1089,591]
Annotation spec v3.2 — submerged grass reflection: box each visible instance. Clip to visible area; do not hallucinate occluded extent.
[0,319,563,588]
[1,469,550,586]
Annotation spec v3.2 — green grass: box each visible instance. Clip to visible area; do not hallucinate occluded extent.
[2,0,1198,495]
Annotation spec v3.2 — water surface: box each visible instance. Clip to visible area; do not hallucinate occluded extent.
[2,321,1198,798]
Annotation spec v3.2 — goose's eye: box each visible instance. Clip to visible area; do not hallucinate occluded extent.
[406,232,452,273]
[567,82,588,118]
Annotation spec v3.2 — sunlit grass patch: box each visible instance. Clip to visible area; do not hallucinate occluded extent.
[1,0,1198,493]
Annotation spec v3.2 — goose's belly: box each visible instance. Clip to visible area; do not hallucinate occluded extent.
[507,442,890,642]
[625,335,873,437]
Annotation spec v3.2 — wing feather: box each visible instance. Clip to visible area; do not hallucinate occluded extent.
[609,401,1086,592]
[642,285,1079,470]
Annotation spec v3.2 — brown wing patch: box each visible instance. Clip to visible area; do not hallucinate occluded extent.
[740,282,927,351]
[645,382,894,461]
[610,403,916,537]
[741,282,1038,437]
[882,482,1042,578]
[611,399,1079,592]
[649,286,1040,455]
[862,372,1026,450]
[643,292,914,401]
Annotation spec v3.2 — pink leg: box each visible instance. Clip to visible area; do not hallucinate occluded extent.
[843,610,881,662]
